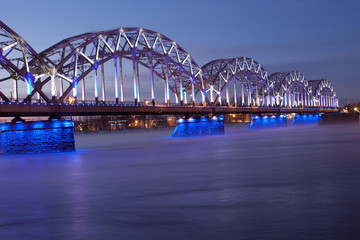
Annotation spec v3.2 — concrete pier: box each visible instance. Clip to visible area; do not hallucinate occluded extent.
[0,119,75,154]
[172,116,224,137]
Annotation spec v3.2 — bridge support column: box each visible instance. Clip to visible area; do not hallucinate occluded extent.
[119,57,124,104]
[226,82,230,105]
[234,79,237,107]
[180,73,184,105]
[94,68,99,103]
[255,82,259,106]
[114,57,119,104]
[241,82,244,106]
[101,64,106,102]
[136,61,141,103]
[149,54,156,105]
[82,78,86,102]
[165,59,170,106]
[248,87,252,106]
[0,120,75,154]
[133,52,138,105]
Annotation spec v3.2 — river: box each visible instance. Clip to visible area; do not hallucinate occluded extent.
[1,123,360,239]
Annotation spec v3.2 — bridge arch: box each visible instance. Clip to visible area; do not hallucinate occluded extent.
[35,28,208,105]
[0,20,51,102]
[269,71,313,107]
[308,79,338,107]
[201,57,275,107]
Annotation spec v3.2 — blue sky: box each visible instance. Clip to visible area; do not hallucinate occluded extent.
[1,0,359,102]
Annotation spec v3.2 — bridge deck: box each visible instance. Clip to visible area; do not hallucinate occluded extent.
[0,102,338,117]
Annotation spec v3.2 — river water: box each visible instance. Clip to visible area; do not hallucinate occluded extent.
[1,123,360,239]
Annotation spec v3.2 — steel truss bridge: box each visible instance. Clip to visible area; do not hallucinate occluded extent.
[0,20,338,118]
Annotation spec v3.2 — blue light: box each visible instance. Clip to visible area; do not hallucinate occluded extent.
[177,118,185,123]
[73,76,78,94]
[26,72,35,93]
[188,117,196,122]
[93,60,99,70]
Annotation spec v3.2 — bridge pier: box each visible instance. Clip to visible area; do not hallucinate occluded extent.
[172,116,224,137]
[0,119,75,154]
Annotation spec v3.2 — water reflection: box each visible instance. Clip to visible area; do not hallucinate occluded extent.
[74,115,178,132]
[1,123,360,239]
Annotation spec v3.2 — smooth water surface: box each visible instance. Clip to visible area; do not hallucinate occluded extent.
[1,124,360,239]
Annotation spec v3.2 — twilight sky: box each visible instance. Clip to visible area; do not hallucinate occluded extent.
[1,0,359,103]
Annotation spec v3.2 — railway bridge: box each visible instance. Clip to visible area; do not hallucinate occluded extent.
[0,20,338,153]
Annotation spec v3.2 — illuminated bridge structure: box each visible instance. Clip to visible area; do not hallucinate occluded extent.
[0,20,338,118]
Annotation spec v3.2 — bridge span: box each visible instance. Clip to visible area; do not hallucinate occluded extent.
[0,101,337,118]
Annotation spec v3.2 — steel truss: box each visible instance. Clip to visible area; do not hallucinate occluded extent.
[0,20,338,108]
[308,79,338,107]
[269,71,312,107]
[202,57,273,107]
